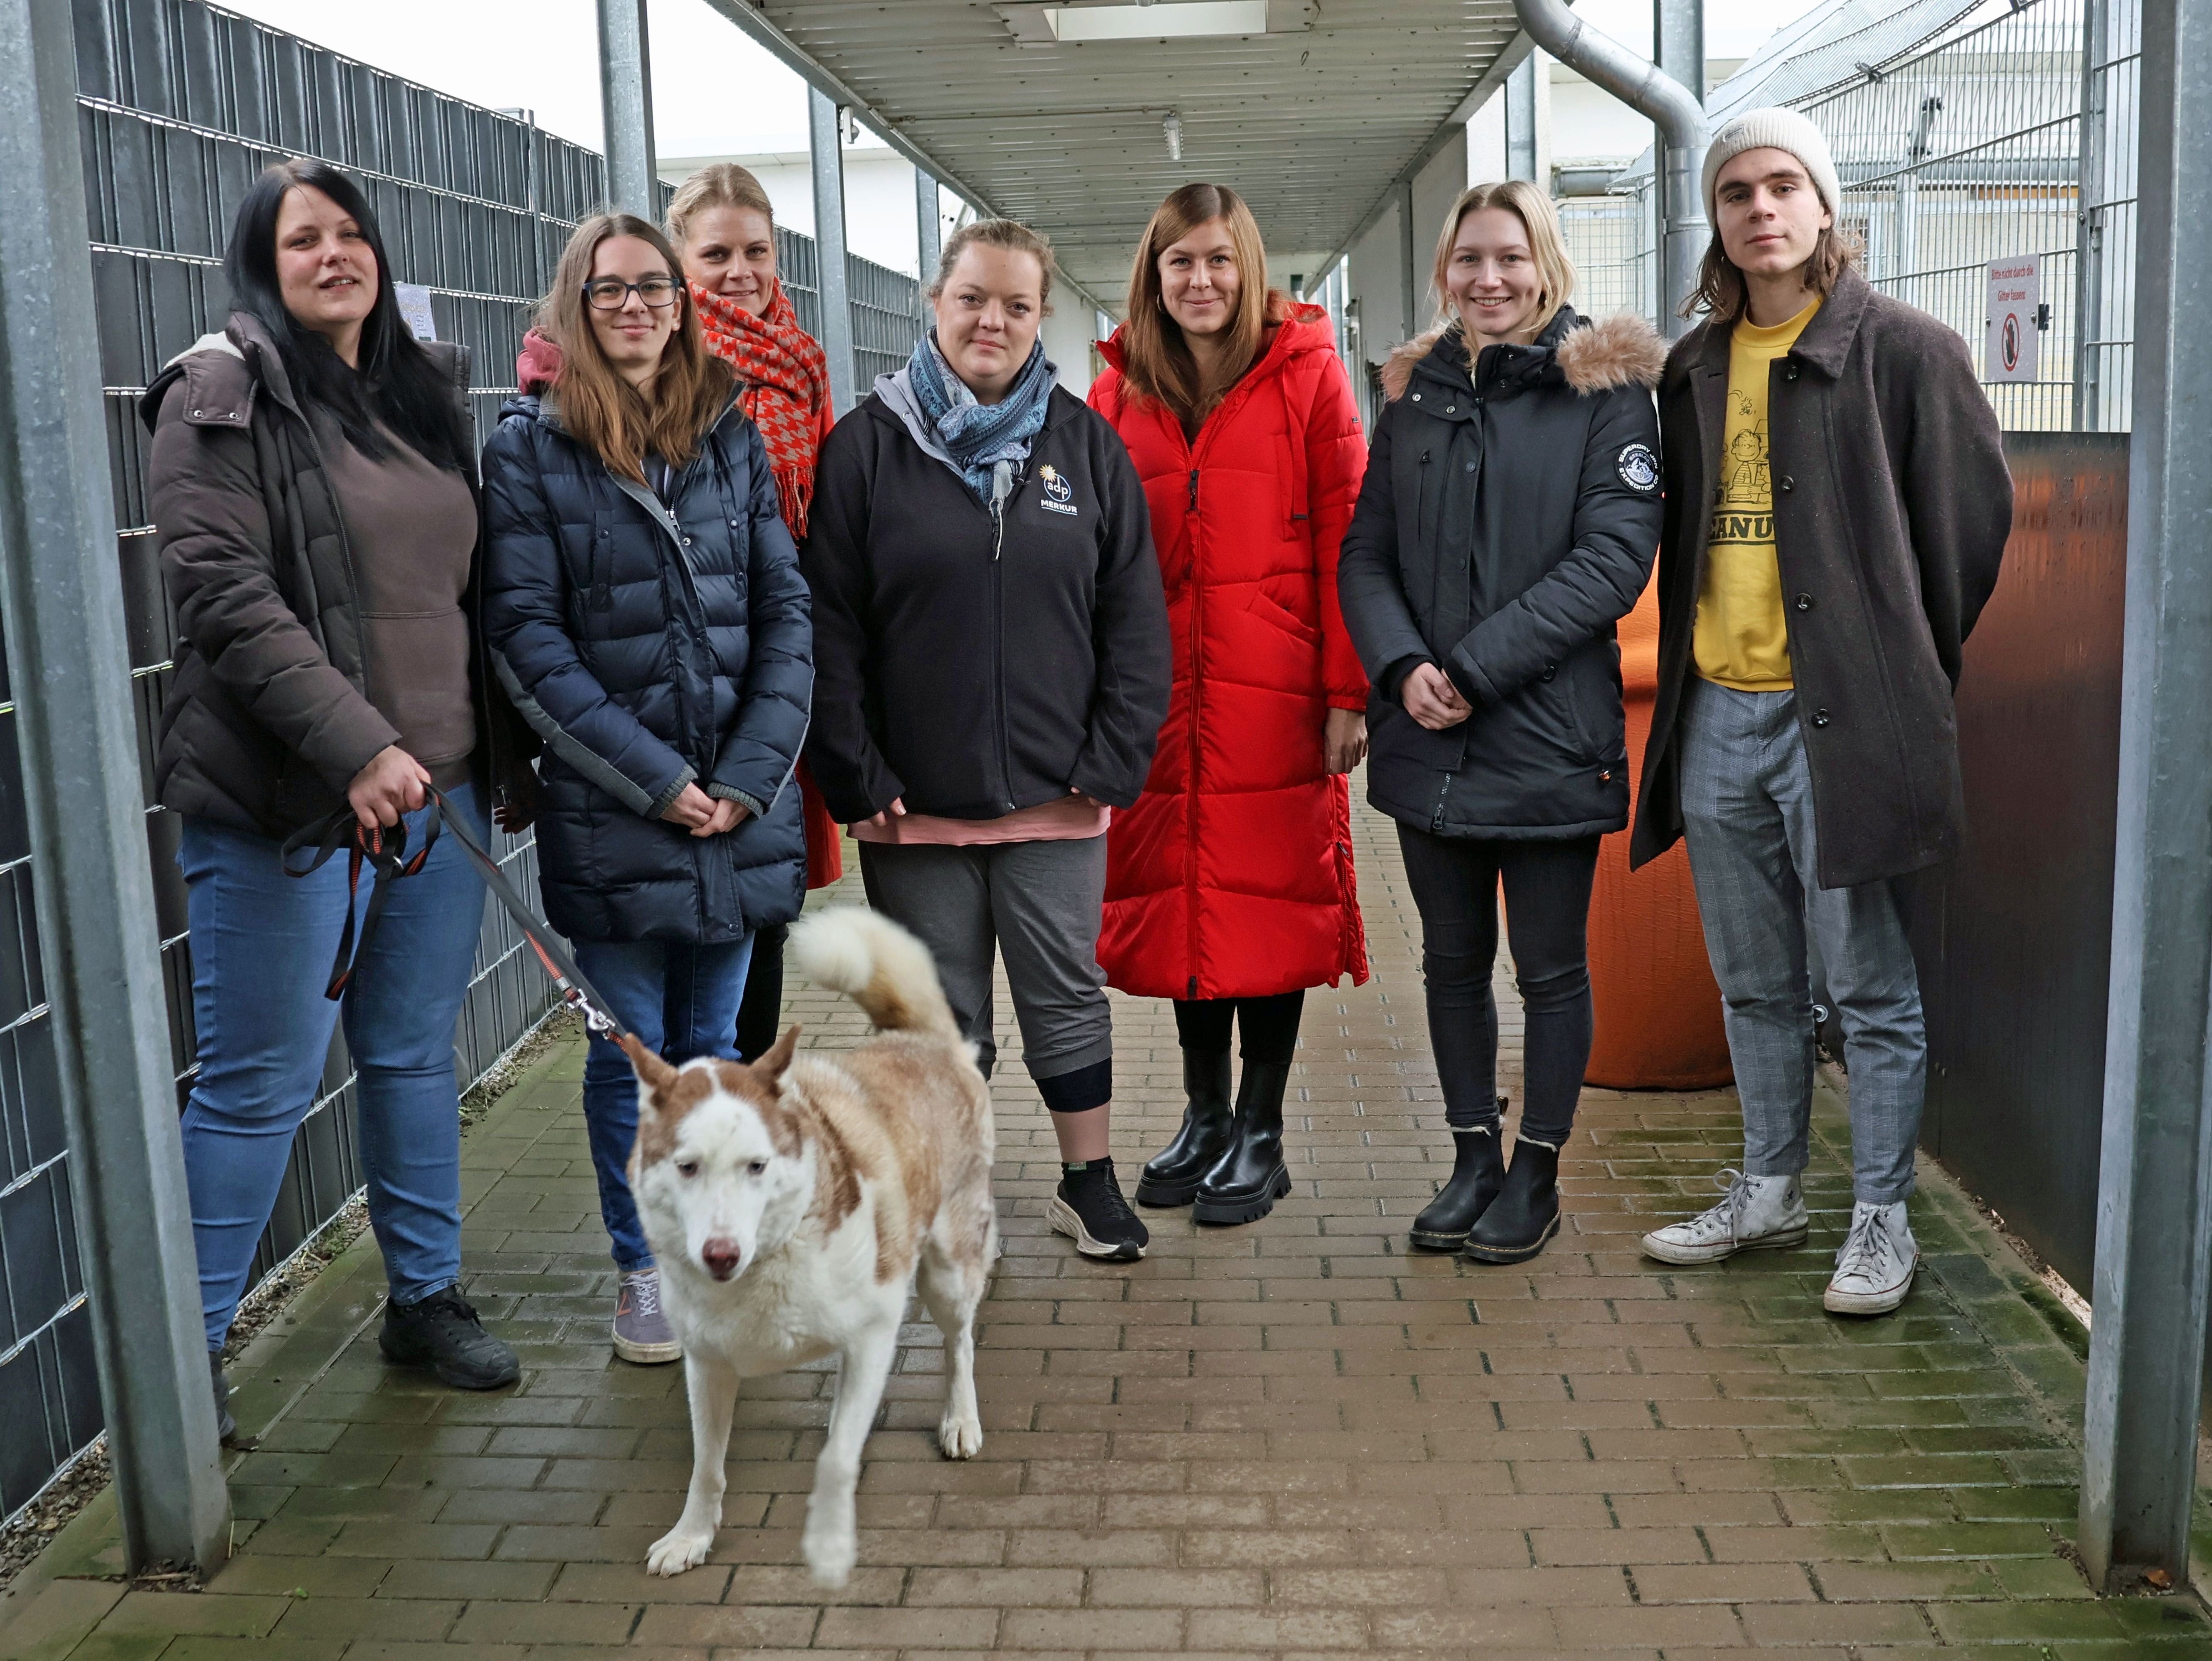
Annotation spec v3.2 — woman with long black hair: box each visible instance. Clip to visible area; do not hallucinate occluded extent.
[144,159,535,1438]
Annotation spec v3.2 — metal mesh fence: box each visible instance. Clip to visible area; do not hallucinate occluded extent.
[1560,186,1656,324]
[0,0,923,1522]
[1799,0,2090,430]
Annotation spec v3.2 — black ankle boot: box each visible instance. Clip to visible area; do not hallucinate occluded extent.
[1463,1137,1563,1264]
[208,1348,236,1445]
[1408,1122,1506,1250]
[1136,1049,1234,1207]
[1192,1061,1292,1225]
[380,1286,521,1389]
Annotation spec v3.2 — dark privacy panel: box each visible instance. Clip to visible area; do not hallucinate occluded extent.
[1914,432,2129,1298]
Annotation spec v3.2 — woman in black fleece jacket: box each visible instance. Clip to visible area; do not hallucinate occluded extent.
[804,219,1171,1264]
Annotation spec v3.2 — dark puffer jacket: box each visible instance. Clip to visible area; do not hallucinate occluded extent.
[140,312,532,838]
[1337,308,1666,839]
[481,392,812,944]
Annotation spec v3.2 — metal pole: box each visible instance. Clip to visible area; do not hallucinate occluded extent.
[1515,0,1707,335]
[2077,0,2212,1593]
[0,0,230,1575]
[2073,0,2110,431]
[1506,53,1539,181]
[1654,0,1705,325]
[915,165,942,287]
[810,86,856,418]
[1398,176,1419,341]
[596,0,656,216]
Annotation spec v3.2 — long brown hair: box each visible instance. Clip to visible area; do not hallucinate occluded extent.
[1429,181,1576,336]
[1687,225,1862,323]
[538,213,734,482]
[1118,183,1276,422]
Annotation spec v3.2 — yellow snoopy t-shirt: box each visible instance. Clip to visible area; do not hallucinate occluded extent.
[1693,297,1820,691]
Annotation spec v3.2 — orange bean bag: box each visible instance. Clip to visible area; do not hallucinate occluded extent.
[1583,575,1734,1089]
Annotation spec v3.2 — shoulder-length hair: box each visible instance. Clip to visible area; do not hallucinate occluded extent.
[537,213,734,483]
[1688,225,1862,324]
[223,158,469,472]
[1429,180,1577,337]
[1117,182,1276,421]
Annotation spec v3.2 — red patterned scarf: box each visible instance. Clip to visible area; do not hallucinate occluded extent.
[691,279,832,539]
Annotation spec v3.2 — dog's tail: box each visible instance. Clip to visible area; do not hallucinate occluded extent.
[789,907,962,1042]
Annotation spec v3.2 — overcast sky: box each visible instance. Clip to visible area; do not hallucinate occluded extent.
[220,0,1811,155]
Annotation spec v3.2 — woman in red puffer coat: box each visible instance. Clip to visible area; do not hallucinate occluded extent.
[1089,181,1370,1229]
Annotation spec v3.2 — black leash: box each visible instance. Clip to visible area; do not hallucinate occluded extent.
[280,785,631,1041]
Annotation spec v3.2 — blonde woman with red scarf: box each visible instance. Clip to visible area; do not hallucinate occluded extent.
[513,163,841,1063]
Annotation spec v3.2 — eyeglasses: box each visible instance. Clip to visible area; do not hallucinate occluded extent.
[583,275,678,311]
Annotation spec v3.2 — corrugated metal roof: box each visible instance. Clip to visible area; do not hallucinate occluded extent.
[752,1,1524,299]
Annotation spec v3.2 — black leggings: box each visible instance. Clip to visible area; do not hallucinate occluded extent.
[1395,826,1599,1142]
[1173,990,1306,1066]
[736,922,788,1063]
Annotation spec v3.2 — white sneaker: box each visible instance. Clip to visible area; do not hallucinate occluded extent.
[1640,1169,1808,1264]
[1823,1200,1918,1315]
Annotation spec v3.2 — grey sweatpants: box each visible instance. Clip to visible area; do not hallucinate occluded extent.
[1678,680,1927,1204]
[857,835,1113,1110]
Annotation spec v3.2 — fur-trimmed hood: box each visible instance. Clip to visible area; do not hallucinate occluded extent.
[1380,309,1665,402]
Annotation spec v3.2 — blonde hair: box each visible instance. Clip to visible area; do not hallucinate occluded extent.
[1118,182,1278,423]
[538,213,734,484]
[1430,181,1577,335]
[930,218,1057,308]
[665,162,774,250]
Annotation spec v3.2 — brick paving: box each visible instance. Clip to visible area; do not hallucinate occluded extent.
[7,797,2210,1657]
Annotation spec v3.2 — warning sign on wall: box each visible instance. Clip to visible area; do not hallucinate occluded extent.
[1985,258,2041,382]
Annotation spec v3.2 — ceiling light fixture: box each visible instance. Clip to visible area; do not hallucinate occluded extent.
[995,0,1314,47]
[1163,109,1184,161]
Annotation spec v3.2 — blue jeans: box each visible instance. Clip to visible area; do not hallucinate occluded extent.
[573,937,755,1271]
[179,785,488,1349]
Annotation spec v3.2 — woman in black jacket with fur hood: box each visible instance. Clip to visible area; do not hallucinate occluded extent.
[1339,181,1664,1265]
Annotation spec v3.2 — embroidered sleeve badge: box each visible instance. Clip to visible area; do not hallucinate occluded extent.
[1615,443,1660,493]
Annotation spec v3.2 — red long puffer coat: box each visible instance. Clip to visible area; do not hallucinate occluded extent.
[1089,301,1371,1001]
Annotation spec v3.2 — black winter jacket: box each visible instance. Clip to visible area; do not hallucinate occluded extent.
[803,382,1172,824]
[481,392,812,945]
[141,314,533,838]
[1338,309,1666,840]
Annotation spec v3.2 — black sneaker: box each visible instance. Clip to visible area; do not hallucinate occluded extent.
[1047,1156,1150,1262]
[379,1286,521,1389]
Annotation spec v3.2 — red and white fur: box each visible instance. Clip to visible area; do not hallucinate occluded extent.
[620,909,996,1583]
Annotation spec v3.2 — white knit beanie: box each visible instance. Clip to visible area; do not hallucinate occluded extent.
[1701,108,1843,223]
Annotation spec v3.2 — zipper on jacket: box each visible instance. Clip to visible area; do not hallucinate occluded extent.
[1185,465,1204,994]
[1430,771,1454,835]
[990,492,1017,811]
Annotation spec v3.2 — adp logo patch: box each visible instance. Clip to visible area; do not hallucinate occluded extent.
[1615,443,1660,493]
[1038,463,1079,516]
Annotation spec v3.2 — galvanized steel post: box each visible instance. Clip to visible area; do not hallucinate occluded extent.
[0,0,230,1574]
[596,0,657,216]
[2073,0,2112,430]
[810,86,856,420]
[1515,0,1706,335]
[1654,0,1705,328]
[1505,54,1540,181]
[2077,0,2212,1592]
[915,167,942,289]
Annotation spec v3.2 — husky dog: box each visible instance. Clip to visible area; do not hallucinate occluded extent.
[622,908,997,1584]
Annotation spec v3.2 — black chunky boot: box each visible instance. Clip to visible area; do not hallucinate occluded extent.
[1192,1062,1292,1225]
[380,1286,521,1389]
[1463,1137,1562,1264]
[1135,1049,1234,1207]
[1408,1121,1507,1250]
[208,1348,236,1445]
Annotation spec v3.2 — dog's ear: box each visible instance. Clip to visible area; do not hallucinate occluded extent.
[617,1031,678,1099]
[751,1022,802,1087]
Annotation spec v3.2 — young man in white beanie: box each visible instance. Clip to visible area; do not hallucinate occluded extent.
[1629,109,2012,1314]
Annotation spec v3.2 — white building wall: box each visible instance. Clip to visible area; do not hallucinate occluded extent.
[660,146,939,278]
[1346,197,1407,367]
[1041,302,1097,397]
[1408,126,1471,332]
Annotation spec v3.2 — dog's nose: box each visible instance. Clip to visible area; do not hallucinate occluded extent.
[700,1237,742,1281]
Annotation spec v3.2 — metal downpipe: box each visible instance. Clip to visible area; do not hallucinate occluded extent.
[1512,0,1709,334]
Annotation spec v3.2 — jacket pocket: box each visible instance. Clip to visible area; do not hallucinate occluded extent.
[1250,588,1322,647]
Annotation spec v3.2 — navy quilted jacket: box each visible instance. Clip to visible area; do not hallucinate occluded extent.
[481,392,811,944]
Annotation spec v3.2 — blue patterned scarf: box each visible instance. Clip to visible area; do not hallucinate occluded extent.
[905,330,1055,506]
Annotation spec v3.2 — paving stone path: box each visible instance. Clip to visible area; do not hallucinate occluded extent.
[5,799,2209,1658]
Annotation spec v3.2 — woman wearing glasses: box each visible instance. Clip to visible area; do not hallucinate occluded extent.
[482,213,813,1362]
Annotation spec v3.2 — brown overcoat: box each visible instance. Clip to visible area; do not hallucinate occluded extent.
[1629,266,2013,889]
